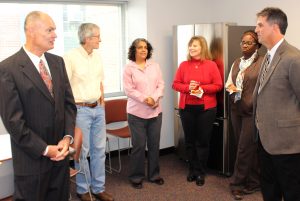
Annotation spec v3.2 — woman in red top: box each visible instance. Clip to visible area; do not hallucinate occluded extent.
[172,36,222,186]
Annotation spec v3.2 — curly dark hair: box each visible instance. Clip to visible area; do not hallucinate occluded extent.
[242,30,262,48]
[127,38,153,61]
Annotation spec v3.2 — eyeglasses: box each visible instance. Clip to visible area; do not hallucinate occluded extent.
[240,41,256,46]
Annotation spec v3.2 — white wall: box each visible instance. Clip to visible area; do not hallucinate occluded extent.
[127,0,147,42]
[127,0,300,149]
[0,118,7,134]
[210,0,300,48]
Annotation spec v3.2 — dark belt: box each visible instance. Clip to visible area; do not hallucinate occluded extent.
[76,101,98,108]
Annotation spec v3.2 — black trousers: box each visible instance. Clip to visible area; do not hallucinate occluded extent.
[258,139,300,201]
[13,163,70,201]
[180,105,216,176]
[128,113,162,183]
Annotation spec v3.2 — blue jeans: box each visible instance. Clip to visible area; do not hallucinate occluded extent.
[75,105,106,194]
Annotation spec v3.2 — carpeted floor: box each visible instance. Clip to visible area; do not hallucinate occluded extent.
[69,153,263,201]
[1,152,263,201]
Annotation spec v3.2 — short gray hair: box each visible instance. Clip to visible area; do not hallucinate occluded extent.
[78,23,99,45]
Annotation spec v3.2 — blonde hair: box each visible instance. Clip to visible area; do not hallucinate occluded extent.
[187,36,212,61]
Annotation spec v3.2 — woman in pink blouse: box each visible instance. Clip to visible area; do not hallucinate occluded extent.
[123,38,165,189]
[172,36,222,186]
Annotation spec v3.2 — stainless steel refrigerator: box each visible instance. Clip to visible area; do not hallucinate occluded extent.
[173,23,266,176]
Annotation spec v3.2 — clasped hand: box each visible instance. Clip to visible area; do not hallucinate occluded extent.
[46,137,70,161]
[144,97,159,109]
[189,80,199,91]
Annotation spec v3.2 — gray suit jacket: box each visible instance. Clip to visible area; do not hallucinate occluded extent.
[0,48,77,175]
[253,40,300,154]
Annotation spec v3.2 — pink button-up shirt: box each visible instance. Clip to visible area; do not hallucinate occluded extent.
[123,60,164,119]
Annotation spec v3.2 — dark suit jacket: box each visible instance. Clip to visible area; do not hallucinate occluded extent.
[253,40,300,155]
[0,48,77,176]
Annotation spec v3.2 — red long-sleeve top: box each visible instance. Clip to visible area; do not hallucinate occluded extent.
[172,59,223,109]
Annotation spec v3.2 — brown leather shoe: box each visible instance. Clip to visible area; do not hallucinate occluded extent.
[231,189,244,200]
[77,192,95,201]
[92,191,114,201]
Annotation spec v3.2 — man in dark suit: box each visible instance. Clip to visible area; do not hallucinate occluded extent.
[253,7,300,201]
[0,11,76,201]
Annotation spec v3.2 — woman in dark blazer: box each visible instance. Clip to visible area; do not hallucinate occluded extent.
[225,30,263,200]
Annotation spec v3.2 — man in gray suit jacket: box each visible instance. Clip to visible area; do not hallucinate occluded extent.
[253,7,300,201]
[0,11,76,201]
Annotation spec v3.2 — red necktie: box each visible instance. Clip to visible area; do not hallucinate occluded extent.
[39,59,54,97]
